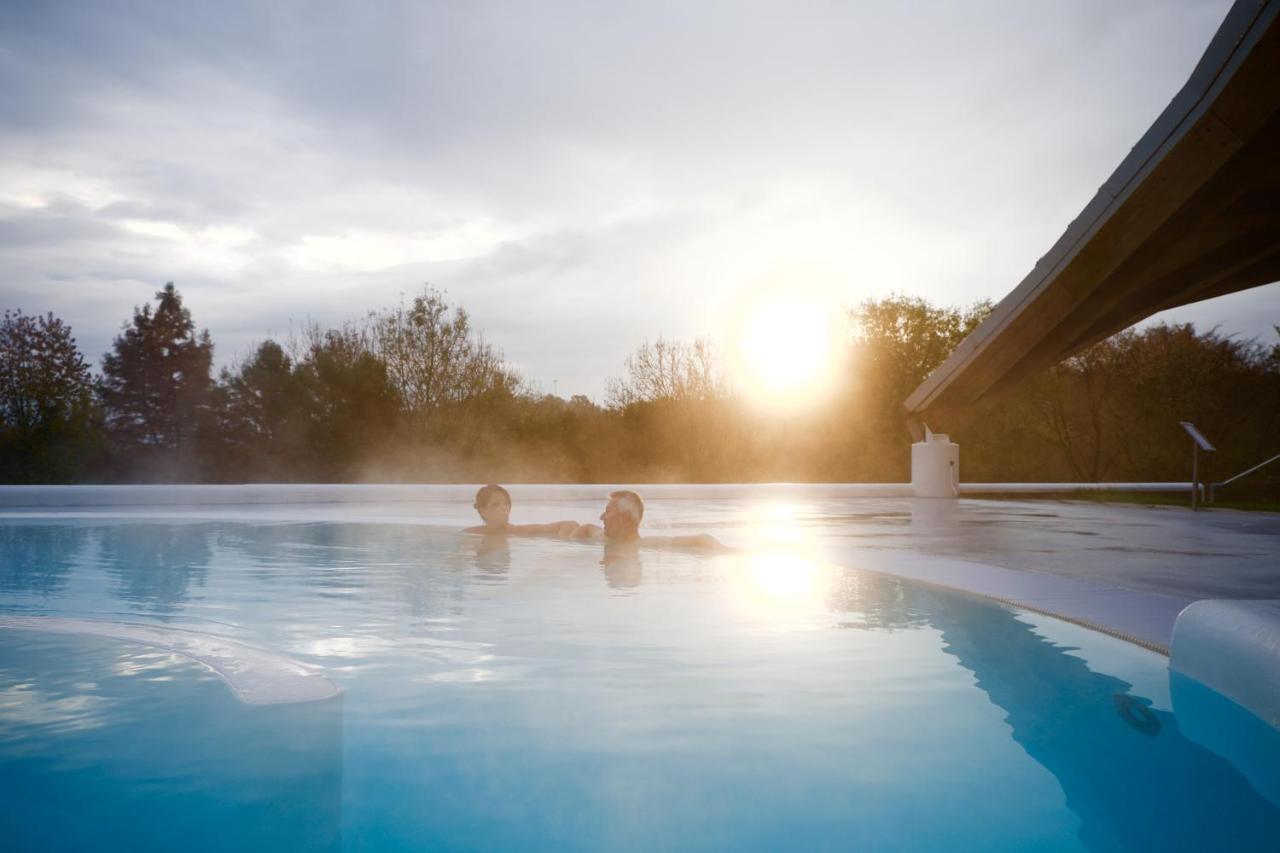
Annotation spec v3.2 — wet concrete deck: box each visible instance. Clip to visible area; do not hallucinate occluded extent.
[658,497,1280,653]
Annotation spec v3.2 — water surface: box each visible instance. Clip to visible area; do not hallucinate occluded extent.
[1,519,1277,851]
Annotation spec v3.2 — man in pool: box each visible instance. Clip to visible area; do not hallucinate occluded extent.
[570,490,730,553]
[461,484,579,537]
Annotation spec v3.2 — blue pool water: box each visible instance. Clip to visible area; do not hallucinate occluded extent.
[1,518,1278,851]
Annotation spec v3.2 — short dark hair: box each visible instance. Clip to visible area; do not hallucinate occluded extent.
[474,484,511,509]
[609,489,644,523]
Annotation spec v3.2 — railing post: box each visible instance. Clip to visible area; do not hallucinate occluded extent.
[1191,443,1199,511]
[1180,422,1215,512]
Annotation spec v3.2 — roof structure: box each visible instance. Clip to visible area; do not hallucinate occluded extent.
[904,0,1280,436]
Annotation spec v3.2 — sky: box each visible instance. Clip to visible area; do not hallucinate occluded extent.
[1,0,1276,400]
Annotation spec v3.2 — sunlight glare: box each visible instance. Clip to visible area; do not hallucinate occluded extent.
[734,297,838,408]
[747,553,820,601]
[727,548,831,623]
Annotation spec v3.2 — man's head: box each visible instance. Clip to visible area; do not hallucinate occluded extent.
[473,484,512,528]
[600,490,643,542]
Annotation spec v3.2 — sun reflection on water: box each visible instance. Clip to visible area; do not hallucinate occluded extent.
[723,500,838,618]
[745,552,820,600]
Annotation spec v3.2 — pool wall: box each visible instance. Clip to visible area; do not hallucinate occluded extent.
[0,481,1198,507]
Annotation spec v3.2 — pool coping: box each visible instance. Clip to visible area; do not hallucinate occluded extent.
[817,544,1192,656]
[0,481,1206,507]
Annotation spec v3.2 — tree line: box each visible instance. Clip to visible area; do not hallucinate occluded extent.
[2,283,1277,499]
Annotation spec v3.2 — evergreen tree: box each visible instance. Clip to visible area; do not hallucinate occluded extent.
[99,283,213,476]
[216,340,313,479]
[299,328,401,480]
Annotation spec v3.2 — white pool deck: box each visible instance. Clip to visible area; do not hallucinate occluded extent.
[658,494,1278,654]
[3,484,1276,657]
[802,499,1277,654]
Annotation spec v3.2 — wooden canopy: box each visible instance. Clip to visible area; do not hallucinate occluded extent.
[904,0,1280,437]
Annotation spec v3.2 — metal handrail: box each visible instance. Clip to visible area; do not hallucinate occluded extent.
[1209,452,1280,502]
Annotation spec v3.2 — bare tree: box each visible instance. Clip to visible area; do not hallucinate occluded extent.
[1028,344,1121,481]
[606,337,731,408]
[370,287,518,428]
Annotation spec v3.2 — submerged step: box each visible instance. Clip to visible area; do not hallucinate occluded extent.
[0,617,341,705]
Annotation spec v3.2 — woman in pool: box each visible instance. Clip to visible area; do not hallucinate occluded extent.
[462,484,579,537]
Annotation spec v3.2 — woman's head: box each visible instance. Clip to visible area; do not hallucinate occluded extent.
[473,484,512,528]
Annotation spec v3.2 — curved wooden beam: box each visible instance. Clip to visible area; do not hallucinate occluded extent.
[906,0,1280,431]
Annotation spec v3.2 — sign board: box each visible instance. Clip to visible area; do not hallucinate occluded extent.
[1180,421,1216,451]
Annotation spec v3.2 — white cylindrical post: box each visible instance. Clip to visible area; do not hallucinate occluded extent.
[911,430,960,498]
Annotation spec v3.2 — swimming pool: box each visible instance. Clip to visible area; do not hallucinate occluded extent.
[1,515,1277,851]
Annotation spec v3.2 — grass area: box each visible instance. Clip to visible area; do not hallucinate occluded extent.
[981,490,1280,513]
[1075,491,1280,513]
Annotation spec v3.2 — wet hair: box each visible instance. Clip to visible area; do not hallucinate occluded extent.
[609,490,644,524]
[474,484,511,509]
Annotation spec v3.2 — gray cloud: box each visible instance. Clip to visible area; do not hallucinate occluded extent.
[3,0,1274,400]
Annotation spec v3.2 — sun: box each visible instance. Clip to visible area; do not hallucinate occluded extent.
[733,297,839,407]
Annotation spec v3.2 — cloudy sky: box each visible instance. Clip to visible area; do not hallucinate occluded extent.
[2,0,1275,399]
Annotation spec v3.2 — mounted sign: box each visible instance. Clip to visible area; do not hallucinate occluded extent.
[1180,422,1216,452]
[1180,421,1216,511]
